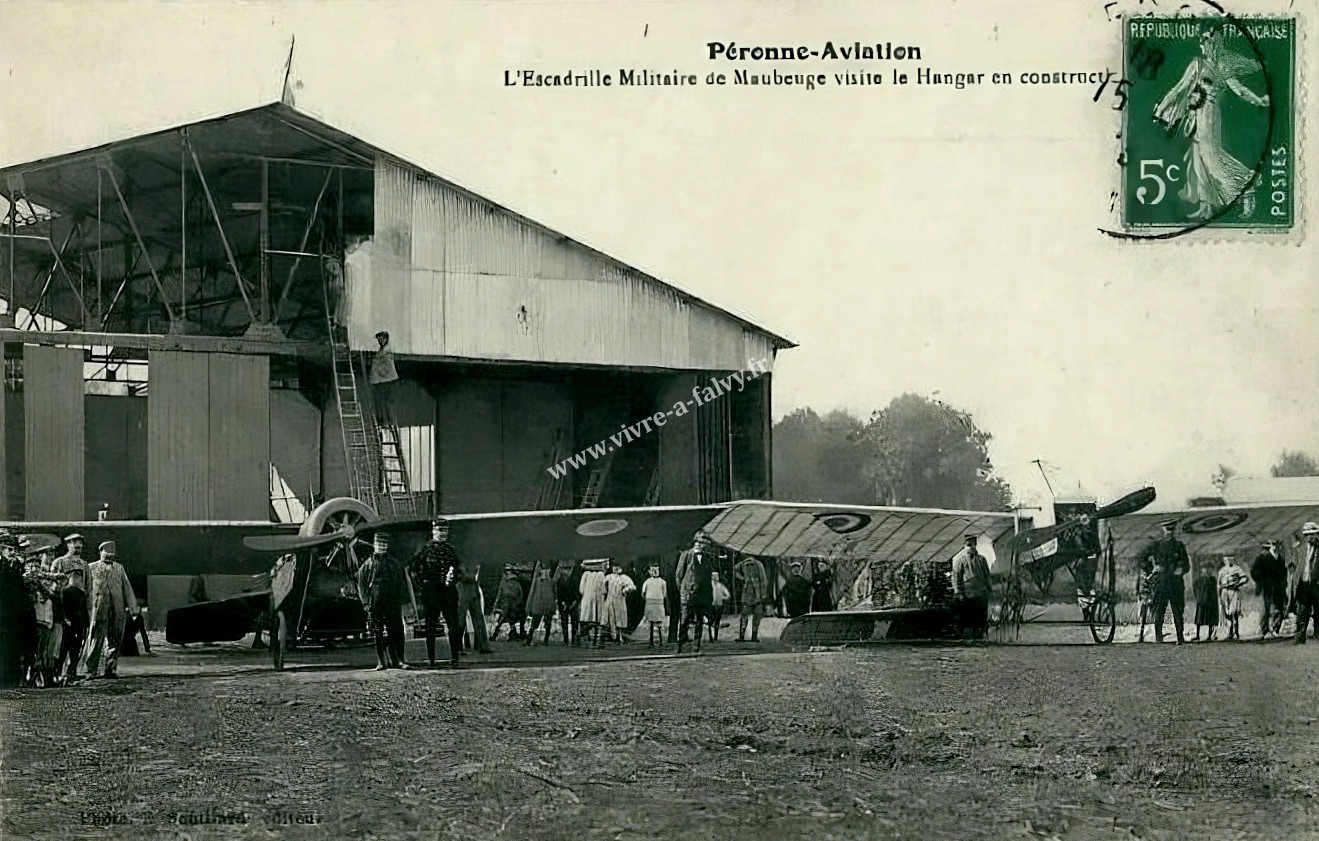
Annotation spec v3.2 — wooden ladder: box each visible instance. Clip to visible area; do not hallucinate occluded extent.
[323,277,416,518]
[580,457,612,508]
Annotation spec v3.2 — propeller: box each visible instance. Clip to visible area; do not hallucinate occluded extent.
[243,530,353,553]
[1093,485,1156,519]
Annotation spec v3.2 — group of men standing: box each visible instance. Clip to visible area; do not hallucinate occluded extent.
[353,518,492,671]
[0,530,143,687]
[1139,518,1319,645]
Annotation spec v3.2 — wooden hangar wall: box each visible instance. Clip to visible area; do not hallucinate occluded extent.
[0,345,288,522]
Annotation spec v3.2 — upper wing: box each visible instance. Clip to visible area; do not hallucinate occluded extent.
[701,501,1025,571]
[1105,503,1319,565]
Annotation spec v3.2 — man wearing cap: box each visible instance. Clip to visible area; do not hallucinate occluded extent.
[781,561,813,618]
[52,534,89,681]
[952,534,993,640]
[407,519,462,667]
[1146,519,1191,645]
[370,330,400,421]
[1289,523,1319,644]
[1252,539,1288,638]
[80,541,138,679]
[676,532,716,653]
[356,533,411,670]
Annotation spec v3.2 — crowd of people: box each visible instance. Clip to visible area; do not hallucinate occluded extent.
[1136,519,1319,644]
[0,530,150,688]
[350,520,844,670]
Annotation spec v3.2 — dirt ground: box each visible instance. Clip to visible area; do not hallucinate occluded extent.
[2,627,1318,841]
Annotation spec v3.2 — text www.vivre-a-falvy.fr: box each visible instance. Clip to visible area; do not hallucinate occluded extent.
[546,357,770,480]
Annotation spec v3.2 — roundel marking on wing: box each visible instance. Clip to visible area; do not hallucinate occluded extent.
[576,518,629,537]
[815,512,873,534]
[1181,512,1248,534]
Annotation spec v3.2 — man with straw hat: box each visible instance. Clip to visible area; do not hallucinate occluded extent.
[1289,522,1319,644]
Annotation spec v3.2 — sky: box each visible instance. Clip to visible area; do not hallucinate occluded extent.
[0,0,1314,512]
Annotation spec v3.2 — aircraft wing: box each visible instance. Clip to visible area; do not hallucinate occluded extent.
[1104,503,1319,564]
[701,501,1026,571]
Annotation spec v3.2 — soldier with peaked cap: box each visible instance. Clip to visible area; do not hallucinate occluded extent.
[407,518,462,667]
[79,541,138,679]
[357,531,410,670]
[53,534,89,682]
[1145,519,1190,645]
[1289,523,1319,644]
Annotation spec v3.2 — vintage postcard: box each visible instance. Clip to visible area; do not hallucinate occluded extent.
[0,1,1314,839]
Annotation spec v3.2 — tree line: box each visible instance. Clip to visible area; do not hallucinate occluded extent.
[772,393,1014,511]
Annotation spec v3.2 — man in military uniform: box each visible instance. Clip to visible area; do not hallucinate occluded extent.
[356,532,410,670]
[407,518,462,668]
[1146,519,1190,645]
[52,533,88,682]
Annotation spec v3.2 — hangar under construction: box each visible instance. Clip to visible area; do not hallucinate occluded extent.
[0,101,794,531]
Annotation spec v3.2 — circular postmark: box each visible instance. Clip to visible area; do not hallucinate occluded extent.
[1101,0,1283,240]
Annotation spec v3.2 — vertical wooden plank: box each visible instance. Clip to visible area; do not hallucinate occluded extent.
[24,345,85,519]
[147,350,211,519]
[208,354,269,520]
[0,344,6,518]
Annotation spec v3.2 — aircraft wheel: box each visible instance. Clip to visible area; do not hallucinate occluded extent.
[298,497,379,538]
[1088,596,1116,644]
[271,611,288,671]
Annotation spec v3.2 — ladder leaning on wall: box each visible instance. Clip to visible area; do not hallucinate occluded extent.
[323,273,419,519]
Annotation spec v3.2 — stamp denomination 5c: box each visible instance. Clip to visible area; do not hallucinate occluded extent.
[1121,16,1297,233]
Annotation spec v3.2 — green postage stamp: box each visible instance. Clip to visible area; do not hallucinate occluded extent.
[1121,15,1297,233]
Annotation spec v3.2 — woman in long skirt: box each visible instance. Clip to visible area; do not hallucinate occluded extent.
[1217,555,1250,641]
[578,560,608,645]
[602,562,636,644]
[1192,562,1218,642]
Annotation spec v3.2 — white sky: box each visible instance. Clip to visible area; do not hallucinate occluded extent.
[1,0,1314,511]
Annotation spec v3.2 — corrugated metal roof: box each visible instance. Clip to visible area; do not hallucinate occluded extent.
[0,102,796,350]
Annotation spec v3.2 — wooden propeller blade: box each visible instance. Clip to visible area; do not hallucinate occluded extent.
[242,531,349,553]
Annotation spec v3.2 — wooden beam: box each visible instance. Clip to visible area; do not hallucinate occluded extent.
[0,327,327,360]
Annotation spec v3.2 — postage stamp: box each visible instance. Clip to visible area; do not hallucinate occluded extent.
[1120,15,1297,233]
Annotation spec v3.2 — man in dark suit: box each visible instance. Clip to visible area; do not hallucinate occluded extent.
[1252,539,1288,638]
[1145,519,1190,645]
